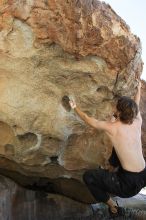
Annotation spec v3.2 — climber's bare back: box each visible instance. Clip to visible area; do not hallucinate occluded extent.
[106,113,145,172]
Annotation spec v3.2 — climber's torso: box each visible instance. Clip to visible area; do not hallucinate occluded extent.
[106,113,145,172]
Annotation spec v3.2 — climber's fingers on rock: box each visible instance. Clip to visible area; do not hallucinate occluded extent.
[69,100,76,109]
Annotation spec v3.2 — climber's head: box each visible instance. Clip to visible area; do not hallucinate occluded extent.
[116,96,138,124]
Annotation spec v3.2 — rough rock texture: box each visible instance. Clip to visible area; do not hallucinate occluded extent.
[0,0,145,204]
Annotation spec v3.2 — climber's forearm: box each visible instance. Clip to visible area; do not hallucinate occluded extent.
[70,102,111,131]
[135,81,141,107]
[74,107,89,122]
[135,86,141,106]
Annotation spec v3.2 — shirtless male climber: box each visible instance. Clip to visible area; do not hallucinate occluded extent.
[69,80,146,218]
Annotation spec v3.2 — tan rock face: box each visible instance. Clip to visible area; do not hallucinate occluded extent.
[0,0,145,191]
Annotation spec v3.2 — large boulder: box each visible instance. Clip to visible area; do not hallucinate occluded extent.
[0,0,145,203]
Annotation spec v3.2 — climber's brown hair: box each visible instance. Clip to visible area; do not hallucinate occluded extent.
[116,96,138,124]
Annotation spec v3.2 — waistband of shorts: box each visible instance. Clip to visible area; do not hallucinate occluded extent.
[119,165,146,175]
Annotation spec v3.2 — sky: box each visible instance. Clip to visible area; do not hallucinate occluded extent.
[102,0,146,81]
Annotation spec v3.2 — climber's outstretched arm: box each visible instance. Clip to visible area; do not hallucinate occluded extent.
[134,80,142,122]
[135,80,141,107]
[69,100,112,132]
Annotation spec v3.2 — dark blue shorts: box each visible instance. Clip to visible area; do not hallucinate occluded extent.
[83,166,146,202]
[83,148,146,203]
